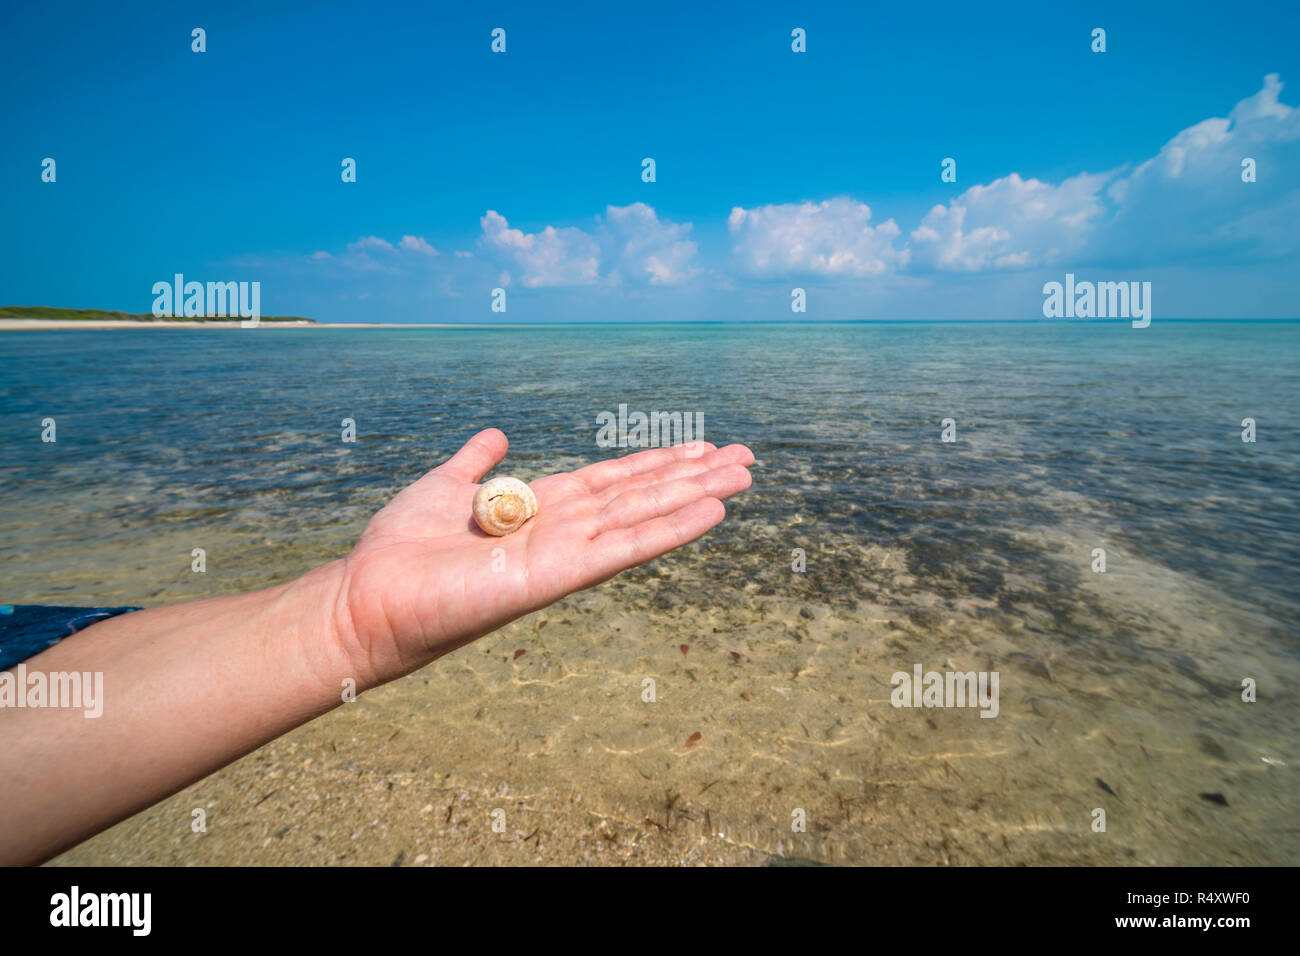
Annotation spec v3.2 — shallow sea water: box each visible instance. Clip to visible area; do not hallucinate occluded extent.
[1,321,1296,865]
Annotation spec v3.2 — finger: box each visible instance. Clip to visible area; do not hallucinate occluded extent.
[568,441,718,494]
[596,444,755,504]
[598,463,752,533]
[436,428,508,483]
[580,498,726,585]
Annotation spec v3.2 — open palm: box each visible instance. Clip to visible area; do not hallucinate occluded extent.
[334,428,754,686]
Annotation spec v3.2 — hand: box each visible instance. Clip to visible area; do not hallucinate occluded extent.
[0,427,754,865]
[332,429,754,687]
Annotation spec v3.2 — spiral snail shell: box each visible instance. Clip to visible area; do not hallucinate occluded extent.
[472,477,538,536]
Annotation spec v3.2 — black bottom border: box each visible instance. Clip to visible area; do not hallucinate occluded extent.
[2,865,1282,942]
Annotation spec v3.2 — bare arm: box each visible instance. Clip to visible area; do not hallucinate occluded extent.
[0,429,754,864]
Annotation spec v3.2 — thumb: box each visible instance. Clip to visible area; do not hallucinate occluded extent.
[437,428,509,483]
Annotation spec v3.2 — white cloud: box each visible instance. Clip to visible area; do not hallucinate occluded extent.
[479,210,600,287]
[399,235,438,255]
[293,77,1298,305]
[349,236,394,253]
[727,198,907,277]
[307,234,444,275]
[907,75,1300,272]
[603,202,699,284]
[478,205,699,287]
[1120,75,1296,189]
[909,171,1111,271]
[1099,73,1300,261]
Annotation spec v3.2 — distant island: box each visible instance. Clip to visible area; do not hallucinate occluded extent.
[0,305,316,323]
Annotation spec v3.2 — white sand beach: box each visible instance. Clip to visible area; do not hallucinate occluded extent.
[0,319,477,330]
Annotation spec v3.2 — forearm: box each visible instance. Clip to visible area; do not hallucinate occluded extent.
[0,560,355,865]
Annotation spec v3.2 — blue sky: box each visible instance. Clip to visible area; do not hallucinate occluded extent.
[2,0,1299,321]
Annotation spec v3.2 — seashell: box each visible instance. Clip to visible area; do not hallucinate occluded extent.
[472,477,538,536]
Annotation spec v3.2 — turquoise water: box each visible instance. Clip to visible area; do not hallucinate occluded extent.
[2,322,1295,622]
[4,321,1298,864]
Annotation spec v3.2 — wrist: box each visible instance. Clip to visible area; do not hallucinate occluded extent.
[279,558,367,703]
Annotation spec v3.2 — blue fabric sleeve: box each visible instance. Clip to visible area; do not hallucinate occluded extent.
[0,604,142,670]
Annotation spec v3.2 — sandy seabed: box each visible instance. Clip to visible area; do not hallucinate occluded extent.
[46,530,1297,867]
